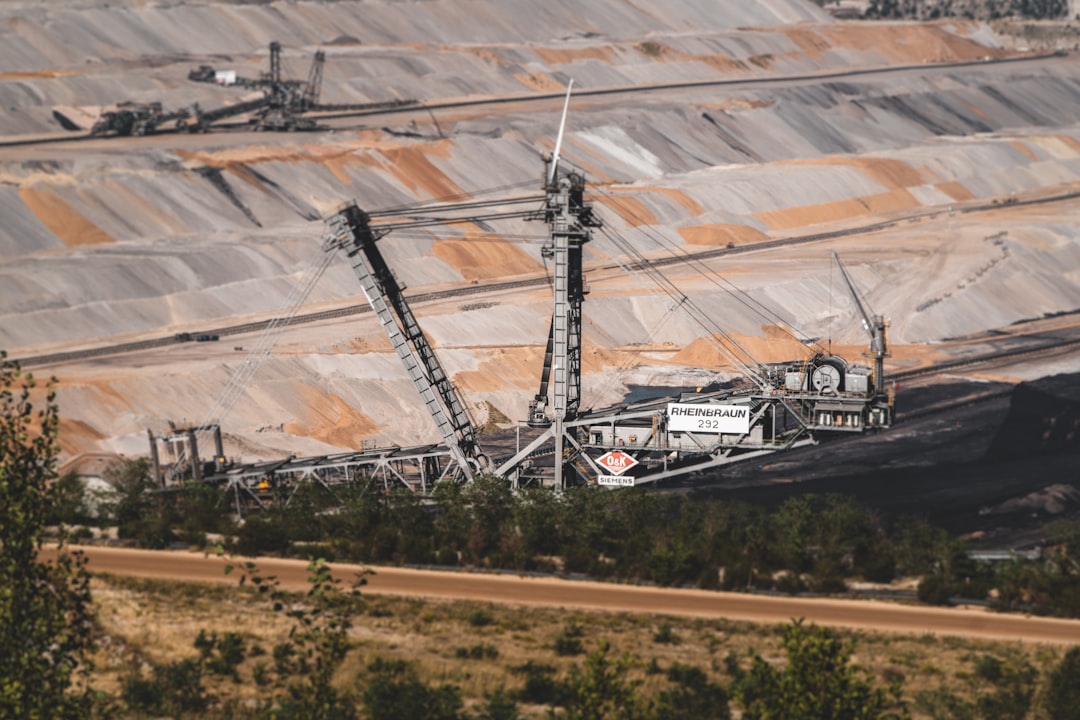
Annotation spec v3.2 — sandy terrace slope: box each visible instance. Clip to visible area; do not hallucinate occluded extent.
[1,0,1078,461]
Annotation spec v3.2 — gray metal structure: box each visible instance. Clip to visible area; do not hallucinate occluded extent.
[323,202,487,482]
[833,251,889,395]
[502,165,601,488]
[90,101,190,137]
[148,422,225,487]
[93,42,415,137]
[154,87,894,505]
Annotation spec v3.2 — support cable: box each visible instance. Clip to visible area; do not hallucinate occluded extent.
[591,186,826,354]
[196,245,340,435]
[598,225,769,390]
[581,298,684,412]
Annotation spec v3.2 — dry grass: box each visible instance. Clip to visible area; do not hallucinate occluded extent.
[87,572,1067,717]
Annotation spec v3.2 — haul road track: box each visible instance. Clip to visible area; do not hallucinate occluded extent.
[0,49,1067,150]
[62,545,1080,646]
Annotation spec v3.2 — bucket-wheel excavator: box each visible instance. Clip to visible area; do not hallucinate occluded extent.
[91,41,415,136]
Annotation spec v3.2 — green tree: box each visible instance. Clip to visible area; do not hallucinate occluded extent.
[971,653,1035,720]
[653,662,731,719]
[555,641,648,720]
[462,474,515,562]
[0,354,97,718]
[513,485,563,561]
[362,657,464,720]
[1043,647,1080,719]
[730,620,909,720]
[104,456,178,548]
[47,470,92,526]
[222,556,365,719]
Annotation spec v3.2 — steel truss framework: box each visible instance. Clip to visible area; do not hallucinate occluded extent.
[200,443,461,513]
[155,123,894,505]
[323,203,487,482]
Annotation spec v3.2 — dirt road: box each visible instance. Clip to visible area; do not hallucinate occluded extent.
[64,545,1080,645]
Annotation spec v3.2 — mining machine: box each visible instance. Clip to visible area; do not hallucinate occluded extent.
[90,101,191,137]
[319,83,891,490]
[185,42,417,133]
[322,203,492,483]
[147,422,227,487]
[179,41,322,132]
[833,252,890,400]
[489,87,893,487]
[92,41,415,137]
[163,84,894,504]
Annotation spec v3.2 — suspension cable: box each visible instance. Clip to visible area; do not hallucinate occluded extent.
[591,186,825,354]
[598,225,769,390]
[196,244,340,435]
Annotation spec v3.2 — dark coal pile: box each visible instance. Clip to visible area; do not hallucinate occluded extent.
[986,372,1080,461]
[694,373,1080,542]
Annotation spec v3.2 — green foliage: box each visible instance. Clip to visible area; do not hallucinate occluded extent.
[653,662,731,720]
[47,471,93,526]
[177,483,233,545]
[730,620,909,720]
[864,0,1067,19]
[362,657,464,720]
[917,573,954,605]
[194,629,248,680]
[913,650,1037,720]
[0,354,97,719]
[105,457,178,548]
[971,653,1035,720]
[463,474,517,564]
[991,525,1080,617]
[121,657,212,716]
[651,623,680,645]
[227,556,368,719]
[455,643,499,660]
[554,641,647,720]
[117,443,1080,620]
[236,514,292,556]
[510,661,563,706]
[475,685,519,720]
[912,685,976,720]
[554,620,586,656]
[637,41,663,57]
[1043,647,1080,719]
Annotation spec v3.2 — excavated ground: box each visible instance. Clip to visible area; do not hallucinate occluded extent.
[2,0,1079,531]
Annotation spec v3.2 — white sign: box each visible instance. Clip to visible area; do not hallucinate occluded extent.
[598,475,635,487]
[596,450,639,475]
[667,403,750,435]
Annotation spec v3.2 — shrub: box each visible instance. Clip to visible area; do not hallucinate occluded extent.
[554,621,585,656]
[918,573,953,606]
[510,661,563,706]
[653,623,681,645]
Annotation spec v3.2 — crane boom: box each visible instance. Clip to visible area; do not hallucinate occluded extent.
[325,202,484,482]
[547,80,573,186]
[832,252,888,391]
[832,252,873,332]
[302,50,325,108]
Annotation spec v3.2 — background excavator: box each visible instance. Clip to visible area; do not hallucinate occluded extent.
[91,42,415,137]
